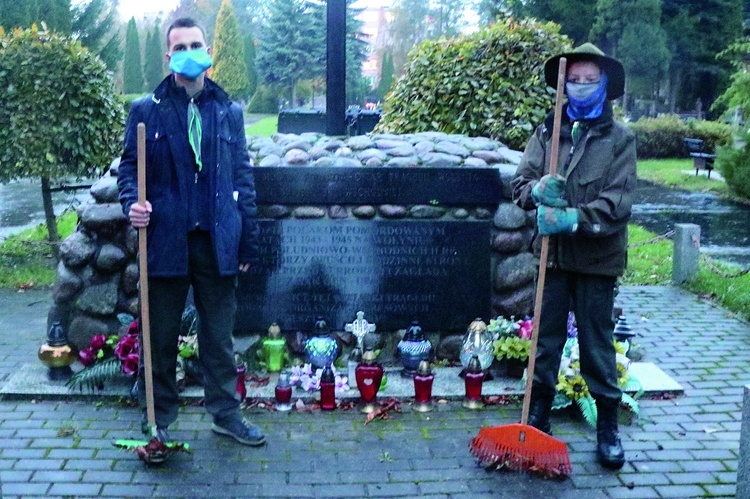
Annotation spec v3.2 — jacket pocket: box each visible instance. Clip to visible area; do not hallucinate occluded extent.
[145,132,172,196]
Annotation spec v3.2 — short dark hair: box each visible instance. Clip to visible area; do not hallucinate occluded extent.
[166,18,206,48]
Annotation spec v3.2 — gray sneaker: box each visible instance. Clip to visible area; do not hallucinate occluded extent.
[212,418,266,446]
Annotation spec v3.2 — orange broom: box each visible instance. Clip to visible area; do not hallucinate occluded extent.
[469,58,572,478]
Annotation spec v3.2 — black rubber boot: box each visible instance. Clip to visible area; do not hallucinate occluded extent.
[595,397,625,470]
[527,385,555,435]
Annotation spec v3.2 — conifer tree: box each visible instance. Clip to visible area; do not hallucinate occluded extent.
[211,0,249,101]
[71,0,121,71]
[122,17,144,94]
[244,33,258,99]
[257,0,325,104]
[375,51,394,101]
[143,21,164,90]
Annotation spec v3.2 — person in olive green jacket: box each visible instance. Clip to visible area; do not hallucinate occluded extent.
[511,43,636,470]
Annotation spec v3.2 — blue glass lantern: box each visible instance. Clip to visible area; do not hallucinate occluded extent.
[396,320,433,378]
[304,317,339,369]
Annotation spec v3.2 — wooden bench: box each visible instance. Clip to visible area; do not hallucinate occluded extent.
[683,137,716,178]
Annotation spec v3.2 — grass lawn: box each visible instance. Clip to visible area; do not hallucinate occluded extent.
[637,158,732,197]
[245,115,277,137]
[0,210,77,288]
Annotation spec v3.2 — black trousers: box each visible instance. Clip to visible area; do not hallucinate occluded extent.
[534,269,621,402]
[142,230,241,427]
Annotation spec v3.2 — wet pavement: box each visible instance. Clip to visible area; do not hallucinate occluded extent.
[0,285,744,497]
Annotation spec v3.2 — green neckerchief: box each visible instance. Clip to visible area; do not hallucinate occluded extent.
[571,121,584,147]
[188,98,203,171]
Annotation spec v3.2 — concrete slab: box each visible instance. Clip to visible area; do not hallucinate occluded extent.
[3,361,683,401]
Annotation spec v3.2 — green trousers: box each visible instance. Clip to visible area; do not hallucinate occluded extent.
[533,269,622,402]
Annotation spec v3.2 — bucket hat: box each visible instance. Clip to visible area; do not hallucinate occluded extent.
[544,43,625,100]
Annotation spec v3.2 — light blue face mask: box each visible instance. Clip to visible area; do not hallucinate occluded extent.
[566,82,599,101]
[169,49,212,80]
[566,72,609,121]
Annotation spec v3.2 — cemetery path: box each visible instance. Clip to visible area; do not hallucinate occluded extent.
[0,285,742,497]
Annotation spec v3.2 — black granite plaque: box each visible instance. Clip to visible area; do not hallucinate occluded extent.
[236,219,491,332]
[253,167,501,205]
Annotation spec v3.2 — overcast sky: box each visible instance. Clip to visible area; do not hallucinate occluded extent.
[118,0,391,21]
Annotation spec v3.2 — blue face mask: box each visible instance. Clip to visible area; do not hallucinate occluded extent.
[169,49,212,80]
[566,72,608,121]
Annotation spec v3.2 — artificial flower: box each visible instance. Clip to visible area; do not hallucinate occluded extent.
[89,334,108,351]
[79,347,97,367]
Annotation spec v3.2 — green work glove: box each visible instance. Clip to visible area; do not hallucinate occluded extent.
[537,206,578,235]
[531,174,568,207]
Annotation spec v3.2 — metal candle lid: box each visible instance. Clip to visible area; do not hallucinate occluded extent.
[467,354,483,373]
[416,360,432,376]
[268,322,281,339]
[362,349,377,364]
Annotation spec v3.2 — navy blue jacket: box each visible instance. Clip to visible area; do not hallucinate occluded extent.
[118,76,259,277]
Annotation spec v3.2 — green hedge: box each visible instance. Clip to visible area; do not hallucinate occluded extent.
[375,18,571,150]
[628,115,732,159]
[716,132,750,198]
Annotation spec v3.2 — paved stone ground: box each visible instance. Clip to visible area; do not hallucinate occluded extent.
[0,285,744,498]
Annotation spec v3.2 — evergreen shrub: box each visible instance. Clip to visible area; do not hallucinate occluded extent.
[375,18,571,150]
[716,131,750,198]
[247,85,279,114]
[629,115,732,159]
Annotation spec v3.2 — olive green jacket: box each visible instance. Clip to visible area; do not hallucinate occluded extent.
[511,104,637,277]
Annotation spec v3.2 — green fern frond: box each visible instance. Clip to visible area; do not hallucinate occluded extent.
[552,391,573,411]
[66,357,121,392]
[577,395,598,427]
[620,392,640,416]
[623,375,644,399]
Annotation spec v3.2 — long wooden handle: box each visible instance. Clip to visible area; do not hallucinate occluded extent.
[521,57,567,425]
[136,123,157,434]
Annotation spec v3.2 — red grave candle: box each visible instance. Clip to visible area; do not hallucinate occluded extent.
[355,350,384,405]
[320,365,336,411]
[413,362,434,404]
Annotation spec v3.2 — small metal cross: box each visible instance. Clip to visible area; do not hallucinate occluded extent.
[345,311,376,349]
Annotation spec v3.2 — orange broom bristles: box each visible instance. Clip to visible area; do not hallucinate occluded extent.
[469,424,572,478]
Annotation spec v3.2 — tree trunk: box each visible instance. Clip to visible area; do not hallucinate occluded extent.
[41,177,60,261]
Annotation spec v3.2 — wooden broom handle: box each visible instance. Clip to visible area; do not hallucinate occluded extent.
[136,123,157,432]
[521,57,567,425]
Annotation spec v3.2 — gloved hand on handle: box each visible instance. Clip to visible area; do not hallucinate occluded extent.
[537,206,578,235]
[531,174,568,207]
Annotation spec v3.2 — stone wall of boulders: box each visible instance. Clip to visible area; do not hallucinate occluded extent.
[49,160,139,350]
[51,131,538,362]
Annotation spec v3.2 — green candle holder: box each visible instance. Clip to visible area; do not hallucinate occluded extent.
[261,323,287,373]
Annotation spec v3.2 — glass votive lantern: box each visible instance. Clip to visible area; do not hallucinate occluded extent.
[396,320,433,378]
[459,318,495,380]
[463,355,484,410]
[355,350,384,413]
[413,360,434,413]
[304,317,339,370]
[235,359,247,402]
[275,372,293,412]
[262,322,286,373]
[319,364,336,411]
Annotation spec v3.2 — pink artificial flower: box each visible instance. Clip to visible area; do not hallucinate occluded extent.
[517,319,533,340]
[79,347,97,367]
[89,334,108,350]
[127,320,139,337]
[114,334,139,361]
[120,354,139,376]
